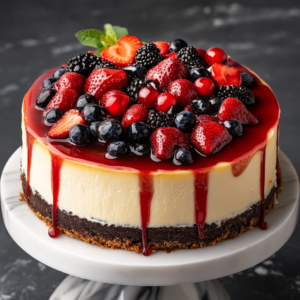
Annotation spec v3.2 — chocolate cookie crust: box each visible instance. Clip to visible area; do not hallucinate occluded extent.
[20,173,280,254]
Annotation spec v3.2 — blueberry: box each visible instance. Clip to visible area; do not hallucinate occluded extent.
[43,77,58,89]
[241,72,254,87]
[175,111,196,133]
[89,121,102,141]
[209,97,223,112]
[45,108,63,125]
[53,67,66,78]
[98,119,124,142]
[131,143,151,156]
[127,122,151,143]
[36,89,56,109]
[191,100,213,115]
[107,141,130,158]
[189,67,210,83]
[169,39,188,53]
[223,120,243,136]
[173,148,193,165]
[83,104,105,123]
[123,64,147,80]
[69,124,90,145]
[76,94,96,111]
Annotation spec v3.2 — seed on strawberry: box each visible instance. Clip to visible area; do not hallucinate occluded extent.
[45,88,80,115]
[54,72,86,93]
[218,97,259,124]
[150,127,191,159]
[153,41,170,57]
[211,63,242,87]
[155,92,177,112]
[167,79,199,107]
[122,104,149,131]
[84,68,128,101]
[191,122,232,155]
[101,35,143,67]
[138,86,159,108]
[48,109,85,139]
[205,47,228,66]
[104,91,130,116]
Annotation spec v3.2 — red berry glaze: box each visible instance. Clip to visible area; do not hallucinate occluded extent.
[101,35,143,67]
[104,92,130,116]
[54,72,85,93]
[155,92,177,112]
[84,68,128,101]
[211,63,242,87]
[194,78,216,95]
[191,122,232,155]
[138,87,159,108]
[167,79,199,107]
[45,88,79,114]
[122,104,149,131]
[196,115,219,125]
[101,90,131,107]
[218,97,259,124]
[146,56,188,90]
[205,47,228,66]
[150,127,191,159]
[153,41,170,57]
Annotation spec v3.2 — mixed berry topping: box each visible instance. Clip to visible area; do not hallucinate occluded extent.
[35,24,261,165]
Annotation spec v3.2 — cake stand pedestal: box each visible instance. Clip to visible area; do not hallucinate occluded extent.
[1,148,299,300]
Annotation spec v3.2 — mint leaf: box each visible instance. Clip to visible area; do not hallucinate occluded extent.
[112,26,128,39]
[75,29,105,49]
[104,24,118,43]
[101,34,116,48]
[94,49,103,57]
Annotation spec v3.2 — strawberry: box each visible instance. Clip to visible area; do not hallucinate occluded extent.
[122,104,149,131]
[191,122,232,155]
[100,90,131,107]
[211,63,242,87]
[167,79,199,107]
[48,109,85,139]
[165,52,177,59]
[153,41,170,57]
[196,115,219,125]
[146,56,188,91]
[54,72,85,93]
[45,88,79,115]
[218,97,258,124]
[150,127,191,159]
[84,68,128,102]
[101,35,143,67]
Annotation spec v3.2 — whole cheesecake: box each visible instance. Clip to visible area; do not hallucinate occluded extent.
[21,25,280,255]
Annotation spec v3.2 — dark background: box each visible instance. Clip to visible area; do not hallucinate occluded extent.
[1,0,300,299]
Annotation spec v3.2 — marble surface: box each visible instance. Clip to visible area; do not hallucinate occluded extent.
[1,0,300,299]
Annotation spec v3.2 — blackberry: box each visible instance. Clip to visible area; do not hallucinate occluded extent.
[94,61,119,70]
[126,79,146,104]
[177,46,207,69]
[66,53,101,76]
[146,109,176,130]
[135,43,164,69]
[216,85,255,105]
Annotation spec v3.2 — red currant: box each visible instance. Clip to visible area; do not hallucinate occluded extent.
[194,78,216,95]
[155,92,177,112]
[138,87,159,108]
[205,47,227,66]
[105,94,129,116]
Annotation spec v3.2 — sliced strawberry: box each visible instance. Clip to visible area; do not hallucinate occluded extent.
[84,68,128,101]
[45,88,79,115]
[101,90,131,107]
[211,63,242,87]
[146,56,188,91]
[122,104,149,131]
[101,35,143,67]
[191,122,232,155]
[218,97,258,124]
[150,127,191,159]
[153,41,170,57]
[54,72,85,93]
[167,79,199,107]
[48,109,85,139]
[196,115,219,125]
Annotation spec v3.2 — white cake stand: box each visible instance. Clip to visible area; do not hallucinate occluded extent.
[1,148,299,300]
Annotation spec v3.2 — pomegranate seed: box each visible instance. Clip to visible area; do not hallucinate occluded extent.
[194,78,216,95]
[105,94,129,116]
[138,86,159,108]
[155,92,177,112]
[205,47,227,66]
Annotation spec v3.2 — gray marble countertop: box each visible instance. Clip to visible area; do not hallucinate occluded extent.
[1,0,300,299]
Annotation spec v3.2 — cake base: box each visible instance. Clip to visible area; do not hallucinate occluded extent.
[20,173,280,254]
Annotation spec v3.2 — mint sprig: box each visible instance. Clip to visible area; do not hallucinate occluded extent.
[75,24,128,57]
